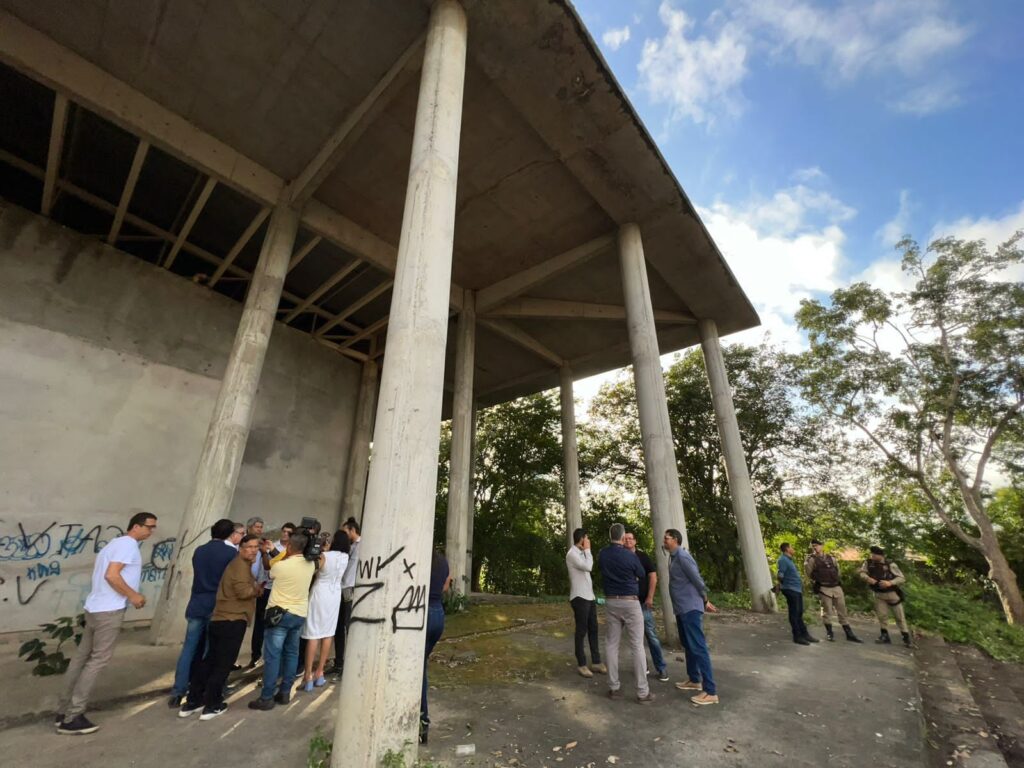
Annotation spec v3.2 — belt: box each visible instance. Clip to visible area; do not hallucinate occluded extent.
[606,595,638,600]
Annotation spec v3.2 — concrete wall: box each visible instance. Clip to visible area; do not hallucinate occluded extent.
[0,204,361,633]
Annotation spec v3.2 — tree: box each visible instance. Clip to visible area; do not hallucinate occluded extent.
[792,232,1024,622]
[582,344,811,590]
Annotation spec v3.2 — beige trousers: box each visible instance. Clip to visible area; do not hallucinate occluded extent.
[816,585,849,625]
[58,608,126,718]
[604,598,649,698]
[874,592,908,632]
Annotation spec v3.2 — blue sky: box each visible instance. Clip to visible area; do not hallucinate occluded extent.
[571,0,1024,355]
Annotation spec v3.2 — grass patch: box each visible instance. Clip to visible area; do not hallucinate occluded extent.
[444,602,568,638]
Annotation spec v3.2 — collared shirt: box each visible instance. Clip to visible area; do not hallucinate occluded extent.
[566,546,595,601]
[225,540,239,550]
[342,538,361,590]
[597,543,645,597]
[267,555,316,617]
[668,547,707,615]
[776,553,802,592]
[185,539,237,619]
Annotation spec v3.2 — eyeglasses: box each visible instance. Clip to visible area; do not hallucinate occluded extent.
[142,524,158,529]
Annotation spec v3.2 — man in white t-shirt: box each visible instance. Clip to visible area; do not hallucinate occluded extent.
[55,511,157,735]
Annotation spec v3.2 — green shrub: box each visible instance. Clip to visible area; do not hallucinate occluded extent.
[18,614,84,676]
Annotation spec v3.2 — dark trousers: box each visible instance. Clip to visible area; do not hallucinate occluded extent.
[187,620,247,710]
[251,590,269,662]
[332,598,352,671]
[782,589,809,640]
[420,604,445,725]
[570,597,601,666]
[676,610,716,695]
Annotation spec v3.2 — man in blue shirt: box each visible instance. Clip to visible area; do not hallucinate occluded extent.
[664,528,719,706]
[597,523,653,703]
[776,542,818,645]
[167,518,237,708]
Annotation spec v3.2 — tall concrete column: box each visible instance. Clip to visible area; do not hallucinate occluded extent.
[333,1,467,763]
[446,290,475,597]
[698,319,776,612]
[560,364,582,548]
[465,401,478,591]
[151,200,299,644]
[618,223,688,641]
[339,358,379,528]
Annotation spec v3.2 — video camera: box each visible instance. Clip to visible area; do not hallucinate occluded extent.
[296,516,323,562]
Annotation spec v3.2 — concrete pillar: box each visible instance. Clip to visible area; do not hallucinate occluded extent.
[333,1,467,763]
[446,290,475,597]
[339,358,379,529]
[560,364,582,548]
[698,319,776,613]
[150,200,299,644]
[465,401,478,591]
[618,223,688,641]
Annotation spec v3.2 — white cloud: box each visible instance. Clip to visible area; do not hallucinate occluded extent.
[889,79,962,115]
[877,190,912,247]
[602,25,631,51]
[637,2,748,126]
[792,166,827,183]
[931,201,1024,247]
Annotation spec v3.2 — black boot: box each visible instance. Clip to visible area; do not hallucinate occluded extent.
[876,628,891,644]
[902,631,912,648]
[794,636,811,645]
[802,633,820,643]
[825,623,835,641]
[843,625,863,643]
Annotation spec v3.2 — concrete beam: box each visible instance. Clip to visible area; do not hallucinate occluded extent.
[207,207,271,288]
[41,92,68,217]
[281,259,363,323]
[287,235,322,273]
[479,318,564,367]
[446,291,476,597]
[289,33,426,205]
[560,364,582,548]
[483,297,696,324]
[339,359,379,527]
[163,177,216,269]
[314,280,393,337]
[107,139,149,244]
[476,233,614,312]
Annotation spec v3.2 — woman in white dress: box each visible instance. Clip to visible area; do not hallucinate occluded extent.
[301,531,350,691]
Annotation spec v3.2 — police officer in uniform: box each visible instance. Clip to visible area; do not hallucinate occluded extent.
[804,539,862,643]
[858,545,911,648]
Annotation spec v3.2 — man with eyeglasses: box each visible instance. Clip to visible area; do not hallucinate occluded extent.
[55,511,157,735]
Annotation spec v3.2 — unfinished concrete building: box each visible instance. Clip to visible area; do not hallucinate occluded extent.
[0,0,772,761]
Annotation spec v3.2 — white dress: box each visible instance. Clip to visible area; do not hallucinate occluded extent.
[301,551,348,639]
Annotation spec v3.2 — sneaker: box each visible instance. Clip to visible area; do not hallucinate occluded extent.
[57,715,99,735]
[577,666,594,678]
[590,663,607,674]
[178,701,204,718]
[691,692,719,706]
[675,680,702,691]
[167,695,182,709]
[54,713,64,727]
[199,703,228,721]
[637,692,656,704]
[247,697,275,711]
[245,658,262,670]
[607,688,624,700]
[656,670,670,682]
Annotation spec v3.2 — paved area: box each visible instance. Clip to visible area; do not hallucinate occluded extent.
[0,608,924,767]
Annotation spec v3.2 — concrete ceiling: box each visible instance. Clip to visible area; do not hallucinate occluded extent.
[0,0,759,409]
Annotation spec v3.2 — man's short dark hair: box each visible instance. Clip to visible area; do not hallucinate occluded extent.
[289,532,309,553]
[572,528,587,545]
[609,523,625,542]
[869,545,885,556]
[281,522,296,532]
[240,534,260,546]
[666,528,683,546]
[780,542,791,553]
[210,518,234,540]
[127,511,156,531]
[342,517,361,535]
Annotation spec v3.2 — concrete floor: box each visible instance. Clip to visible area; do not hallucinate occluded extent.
[0,610,924,767]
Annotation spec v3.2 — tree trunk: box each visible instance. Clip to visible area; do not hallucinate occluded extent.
[980,532,1024,625]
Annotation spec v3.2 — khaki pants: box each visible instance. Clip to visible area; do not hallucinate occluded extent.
[604,598,649,698]
[874,592,908,632]
[58,608,125,718]
[816,585,849,625]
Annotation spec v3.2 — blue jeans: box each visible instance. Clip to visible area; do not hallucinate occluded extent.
[172,616,209,696]
[260,612,305,700]
[420,604,445,725]
[641,606,666,674]
[676,610,716,695]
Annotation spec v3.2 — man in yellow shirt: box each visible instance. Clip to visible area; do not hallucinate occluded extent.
[248,532,315,711]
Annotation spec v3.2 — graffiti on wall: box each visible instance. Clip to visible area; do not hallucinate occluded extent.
[350,545,427,633]
[0,520,177,631]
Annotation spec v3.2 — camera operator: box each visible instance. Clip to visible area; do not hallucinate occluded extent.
[247,530,316,712]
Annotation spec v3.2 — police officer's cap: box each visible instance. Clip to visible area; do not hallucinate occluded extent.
[869,545,885,555]
[810,538,823,546]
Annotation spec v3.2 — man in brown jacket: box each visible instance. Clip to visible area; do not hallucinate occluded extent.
[178,534,263,721]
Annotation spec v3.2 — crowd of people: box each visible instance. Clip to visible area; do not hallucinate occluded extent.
[565,526,913,707]
[51,512,451,746]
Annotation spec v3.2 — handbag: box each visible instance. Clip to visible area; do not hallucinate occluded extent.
[264,605,287,628]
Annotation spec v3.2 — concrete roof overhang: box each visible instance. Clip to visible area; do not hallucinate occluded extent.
[0,0,758,410]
